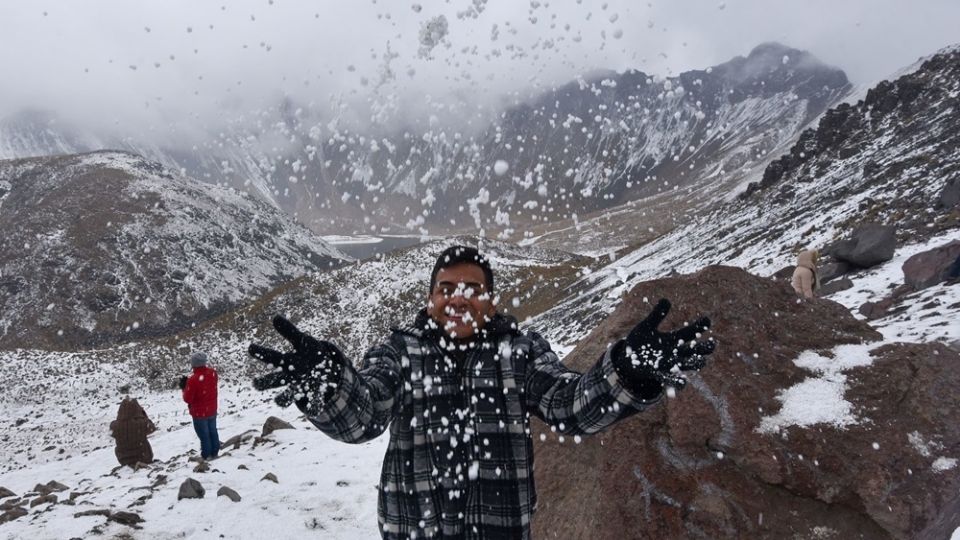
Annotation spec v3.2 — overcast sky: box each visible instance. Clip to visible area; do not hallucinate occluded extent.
[2,0,958,137]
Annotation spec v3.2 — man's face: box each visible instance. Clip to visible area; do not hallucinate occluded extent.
[427,263,496,340]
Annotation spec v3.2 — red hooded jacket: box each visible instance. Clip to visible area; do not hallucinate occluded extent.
[182,366,218,418]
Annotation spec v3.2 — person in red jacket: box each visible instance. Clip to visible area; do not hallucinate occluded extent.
[182,352,220,459]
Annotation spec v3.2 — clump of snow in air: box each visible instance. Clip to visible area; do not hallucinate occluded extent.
[418,15,449,57]
[782,55,790,64]
[493,160,509,176]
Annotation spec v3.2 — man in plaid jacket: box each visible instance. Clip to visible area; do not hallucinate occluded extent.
[249,245,715,539]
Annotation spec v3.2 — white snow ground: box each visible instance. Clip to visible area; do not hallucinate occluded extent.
[0,384,387,539]
[1,232,958,538]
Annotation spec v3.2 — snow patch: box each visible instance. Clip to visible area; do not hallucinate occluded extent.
[932,456,957,472]
[758,344,875,433]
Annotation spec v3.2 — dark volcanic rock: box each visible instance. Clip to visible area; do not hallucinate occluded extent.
[217,486,242,502]
[819,277,854,297]
[261,473,279,484]
[819,260,852,283]
[770,265,795,280]
[261,416,295,437]
[828,225,897,268]
[532,266,959,540]
[33,481,68,496]
[74,509,112,518]
[938,176,960,209]
[222,429,258,450]
[177,478,205,500]
[0,506,28,524]
[29,494,57,507]
[858,284,915,320]
[859,298,894,320]
[109,511,144,526]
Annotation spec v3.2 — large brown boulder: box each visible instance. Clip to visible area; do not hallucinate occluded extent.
[902,240,960,290]
[532,265,960,540]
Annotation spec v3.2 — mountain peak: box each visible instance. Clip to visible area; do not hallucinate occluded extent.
[747,41,802,59]
[705,42,849,102]
[721,42,839,79]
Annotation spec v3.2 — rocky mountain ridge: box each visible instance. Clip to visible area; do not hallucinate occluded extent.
[0,43,848,237]
[535,43,960,342]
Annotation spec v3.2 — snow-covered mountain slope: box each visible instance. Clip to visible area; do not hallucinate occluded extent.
[228,237,589,362]
[533,44,960,343]
[0,151,349,351]
[168,237,588,382]
[0,372,386,539]
[0,43,848,237]
[0,237,588,478]
[0,246,957,538]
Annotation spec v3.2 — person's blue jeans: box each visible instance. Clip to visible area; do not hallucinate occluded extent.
[192,415,220,459]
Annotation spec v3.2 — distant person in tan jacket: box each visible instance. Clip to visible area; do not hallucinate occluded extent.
[109,397,157,466]
[791,249,820,299]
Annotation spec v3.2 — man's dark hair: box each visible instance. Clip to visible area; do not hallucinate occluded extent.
[429,245,494,294]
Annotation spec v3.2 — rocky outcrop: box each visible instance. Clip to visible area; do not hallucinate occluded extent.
[735,46,960,254]
[532,266,959,539]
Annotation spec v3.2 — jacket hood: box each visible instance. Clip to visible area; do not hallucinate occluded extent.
[117,398,147,421]
[797,249,819,270]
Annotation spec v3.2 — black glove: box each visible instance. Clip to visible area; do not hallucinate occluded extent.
[177,376,188,390]
[613,298,716,398]
[248,315,345,413]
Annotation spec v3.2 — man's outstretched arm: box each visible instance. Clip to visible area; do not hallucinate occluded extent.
[525,299,715,436]
[248,315,402,444]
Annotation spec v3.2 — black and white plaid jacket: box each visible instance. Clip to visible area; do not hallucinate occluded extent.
[305,310,659,539]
